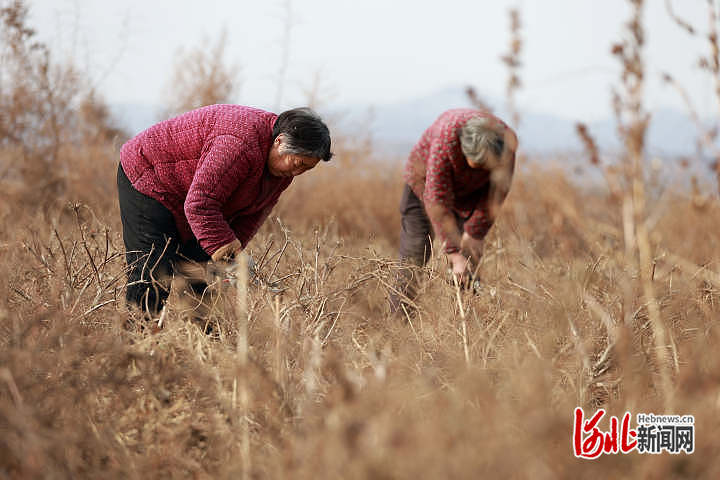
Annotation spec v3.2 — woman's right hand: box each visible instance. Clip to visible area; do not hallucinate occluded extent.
[448,252,471,285]
[211,238,243,263]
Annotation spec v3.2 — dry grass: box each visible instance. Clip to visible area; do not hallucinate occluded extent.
[2,152,720,478]
[2,0,720,478]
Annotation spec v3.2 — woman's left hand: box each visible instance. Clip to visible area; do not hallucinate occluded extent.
[460,232,484,268]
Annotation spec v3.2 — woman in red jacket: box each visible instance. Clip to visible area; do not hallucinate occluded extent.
[390,109,517,314]
[117,105,332,316]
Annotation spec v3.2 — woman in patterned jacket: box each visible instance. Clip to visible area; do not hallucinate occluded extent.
[391,108,518,313]
[117,105,332,317]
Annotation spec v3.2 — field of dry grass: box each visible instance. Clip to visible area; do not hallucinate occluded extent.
[2,147,720,478]
[3,0,720,478]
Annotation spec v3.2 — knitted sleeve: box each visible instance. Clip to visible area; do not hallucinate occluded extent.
[423,139,462,254]
[184,135,252,255]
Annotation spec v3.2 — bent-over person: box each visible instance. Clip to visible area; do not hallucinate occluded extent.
[390,108,518,313]
[117,105,332,319]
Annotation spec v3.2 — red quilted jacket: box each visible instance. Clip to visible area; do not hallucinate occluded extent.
[119,104,291,256]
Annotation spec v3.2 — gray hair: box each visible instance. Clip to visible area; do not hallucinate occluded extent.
[459,117,504,167]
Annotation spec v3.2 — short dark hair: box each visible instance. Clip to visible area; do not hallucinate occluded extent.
[272,108,333,161]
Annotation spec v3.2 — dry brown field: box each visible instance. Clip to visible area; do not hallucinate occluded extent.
[2,0,720,477]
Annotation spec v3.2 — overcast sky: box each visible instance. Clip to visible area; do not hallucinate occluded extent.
[26,0,718,123]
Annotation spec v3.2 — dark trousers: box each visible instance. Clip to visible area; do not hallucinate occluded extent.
[399,185,433,266]
[390,184,464,313]
[117,164,210,315]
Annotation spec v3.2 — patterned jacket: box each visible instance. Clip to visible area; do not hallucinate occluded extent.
[120,104,291,256]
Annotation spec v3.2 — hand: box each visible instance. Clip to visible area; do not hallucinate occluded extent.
[210,239,242,263]
[175,260,209,283]
[460,232,484,268]
[447,252,472,286]
[447,252,485,294]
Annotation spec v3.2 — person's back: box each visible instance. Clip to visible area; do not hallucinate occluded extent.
[120,104,284,250]
[405,108,505,216]
[120,104,277,208]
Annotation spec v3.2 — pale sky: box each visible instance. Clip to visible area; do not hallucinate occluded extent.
[26,0,718,122]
